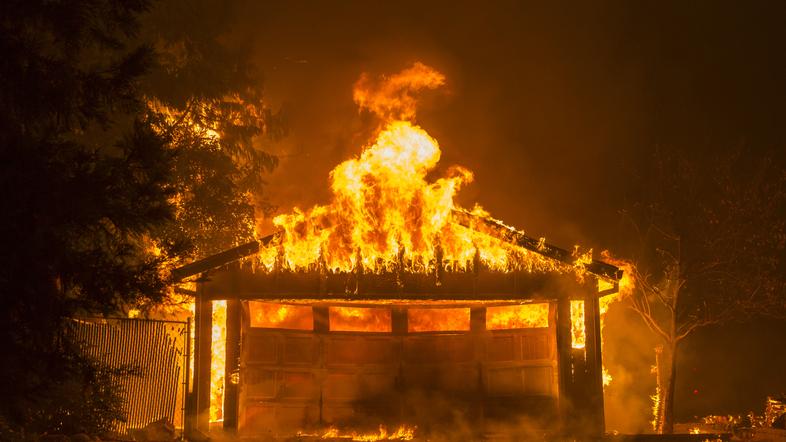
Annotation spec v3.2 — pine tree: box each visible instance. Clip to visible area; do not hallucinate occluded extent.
[0,0,175,434]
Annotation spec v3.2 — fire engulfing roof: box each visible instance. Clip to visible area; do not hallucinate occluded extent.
[172,63,622,288]
[171,209,622,284]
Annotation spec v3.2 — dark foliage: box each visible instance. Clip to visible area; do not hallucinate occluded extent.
[622,145,786,432]
[0,0,174,435]
[26,335,142,436]
[141,0,284,261]
[0,0,282,434]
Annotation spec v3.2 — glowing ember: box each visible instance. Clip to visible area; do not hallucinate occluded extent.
[210,300,226,422]
[651,384,662,431]
[297,425,416,441]
[249,301,313,330]
[329,306,392,332]
[408,307,470,332]
[486,303,549,329]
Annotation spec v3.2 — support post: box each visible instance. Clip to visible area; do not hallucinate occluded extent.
[313,306,329,333]
[391,307,408,424]
[470,307,486,437]
[183,317,192,439]
[223,298,241,430]
[391,307,408,335]
[193,280,213,435]
[583,279,605,436]
[470,307,486,333]
[555,296,574,435]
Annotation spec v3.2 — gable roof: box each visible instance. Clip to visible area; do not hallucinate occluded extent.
[172,210,622,283]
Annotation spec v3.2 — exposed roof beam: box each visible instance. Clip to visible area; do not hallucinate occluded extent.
[172,211,622,282]
[171,233,277,281]
[451,209,622,281]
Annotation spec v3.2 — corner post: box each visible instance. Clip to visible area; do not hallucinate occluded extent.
[223,301,241,430]
[192,276,213,435]
[470,307,486,437]
[583,277,605,436]
[555,296,574,435]
[223,264,242,430]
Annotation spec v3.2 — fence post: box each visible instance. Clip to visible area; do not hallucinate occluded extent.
[183,317,191,439]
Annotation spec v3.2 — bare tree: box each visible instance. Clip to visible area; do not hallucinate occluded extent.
[621,146,786,433]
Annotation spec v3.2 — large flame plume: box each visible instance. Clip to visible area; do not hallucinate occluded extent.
[353,61,445,121]
[259,63,573,275]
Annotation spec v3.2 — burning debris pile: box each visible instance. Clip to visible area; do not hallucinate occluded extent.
[767,395,786,429]
[677,396,786,440]
[295,425,416,441]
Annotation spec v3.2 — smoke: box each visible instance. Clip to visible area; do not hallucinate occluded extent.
[602,299,661,433]
[303,388,556,441]
[353,62,446,122]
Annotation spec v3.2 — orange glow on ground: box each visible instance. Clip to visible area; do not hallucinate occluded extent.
[298,424,416,441]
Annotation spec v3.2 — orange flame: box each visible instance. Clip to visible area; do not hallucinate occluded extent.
[259,63,571,275]
[408,307,470,332]
[329,306,392,332]
[263,119,479,272]
[249,301,313,330]
[486,303,549,329]
[353,62,445,121]
[210,300,226,422]
[570,300,586,349]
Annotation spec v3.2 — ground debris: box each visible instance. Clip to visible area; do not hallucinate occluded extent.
[127,418,176,442]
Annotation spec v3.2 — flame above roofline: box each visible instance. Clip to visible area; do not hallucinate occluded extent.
[172,210,622,283]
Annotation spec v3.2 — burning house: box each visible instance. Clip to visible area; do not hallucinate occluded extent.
[173,63,626,440]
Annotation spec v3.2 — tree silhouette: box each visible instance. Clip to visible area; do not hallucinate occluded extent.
[0,0,170,433]
[0,0,283,434]
[621,146,786,433]
[141,0,284,263]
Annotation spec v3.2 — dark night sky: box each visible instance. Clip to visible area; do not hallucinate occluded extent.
[241,0,786,251]
[230,0,786,429]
